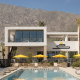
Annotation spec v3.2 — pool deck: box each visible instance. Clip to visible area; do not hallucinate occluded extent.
[0,67,80,79]
[59,67,80,79]
[0,68,21,79]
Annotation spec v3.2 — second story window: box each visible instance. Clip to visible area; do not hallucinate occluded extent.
[30,31,36,42]
[23,31,29,42]
[15,31,22,42]
[15,30,43,42]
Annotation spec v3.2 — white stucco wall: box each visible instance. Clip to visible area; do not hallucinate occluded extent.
[5,27,47,46]
[47,41,79,52]
[16,46,44,55]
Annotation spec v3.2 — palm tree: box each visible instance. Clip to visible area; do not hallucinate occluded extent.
[76,18,80,27]
[38,21,45,26]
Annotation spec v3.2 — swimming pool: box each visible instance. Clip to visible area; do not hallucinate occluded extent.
[2,69,79,80]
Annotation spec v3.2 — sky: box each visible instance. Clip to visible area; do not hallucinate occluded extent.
[0,0,80,15]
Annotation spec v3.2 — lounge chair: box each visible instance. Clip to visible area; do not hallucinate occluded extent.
[43,63,48,68]
[29,63,34,67]
[0,72,6,75]
[24,63,28,67]
[34,63,38,68]
[0,67,12,75]
[9,67,17,71]
[0,67,16,75]
[14,63,19,68]
[53,63,59,69]
[2,68,11,73]
[61,62,67,68]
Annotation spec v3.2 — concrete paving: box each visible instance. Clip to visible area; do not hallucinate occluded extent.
[59,67,80,79]
[0,67,21,79]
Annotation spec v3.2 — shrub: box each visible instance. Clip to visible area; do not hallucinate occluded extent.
[47,63,50,66]
[49,61,54,66]
[41,60,46,64]
[72,61,80,67]
[26,52,33,63]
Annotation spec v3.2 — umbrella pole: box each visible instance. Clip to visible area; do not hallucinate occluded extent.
[40,58,41,67]
[20,58,21,63]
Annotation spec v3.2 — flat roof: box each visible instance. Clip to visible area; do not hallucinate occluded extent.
[47,32,78,36]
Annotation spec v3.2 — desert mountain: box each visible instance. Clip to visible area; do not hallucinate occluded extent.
[0,3,80,41]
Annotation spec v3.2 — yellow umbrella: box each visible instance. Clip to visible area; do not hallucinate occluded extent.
[34,54,48,58]
[52,54,67,63]
[13,54,29,58]
[13,54,28,63]
[52,56,57,58]
[33,54,48,65]
[74,54,80,57]
[33,56,38,57]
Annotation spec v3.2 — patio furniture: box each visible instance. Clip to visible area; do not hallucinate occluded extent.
[24,63,28,67]
[3,68,11,73]
[61,62,67,68]
[43,63,48,68]
[9,67,17,71]
[34,63,38,68]
[53,63,59,69]
[0,72,6,75]
[29,63,34,67]
[33,54,47,67]
[14,63,19,67]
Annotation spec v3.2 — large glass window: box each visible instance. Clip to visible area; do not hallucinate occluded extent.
[30,31,36,42]
[37,31,43,42]
[15,31,22,42]
[23,31,29,42]
[15,30,43,42]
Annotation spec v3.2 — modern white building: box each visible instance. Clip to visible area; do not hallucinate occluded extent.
[4,27,79,61]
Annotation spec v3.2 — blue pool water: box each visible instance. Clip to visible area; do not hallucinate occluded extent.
[2,69,79,80]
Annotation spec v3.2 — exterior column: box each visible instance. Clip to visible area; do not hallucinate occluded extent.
[44,46,47,60]
[65,35,68,41]
[66,51,68,59]
[5,46,10,59]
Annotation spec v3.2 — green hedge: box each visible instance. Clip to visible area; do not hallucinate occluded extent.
[72,61,80,67]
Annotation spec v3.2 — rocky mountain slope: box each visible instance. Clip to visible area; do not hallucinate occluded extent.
[0,3,80,41]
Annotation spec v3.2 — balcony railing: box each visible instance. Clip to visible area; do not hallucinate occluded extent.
[9,38,43,42]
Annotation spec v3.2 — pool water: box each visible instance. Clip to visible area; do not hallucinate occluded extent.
[2,69,79,80]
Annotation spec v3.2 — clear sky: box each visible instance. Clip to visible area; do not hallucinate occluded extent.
[0,0,80,15]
